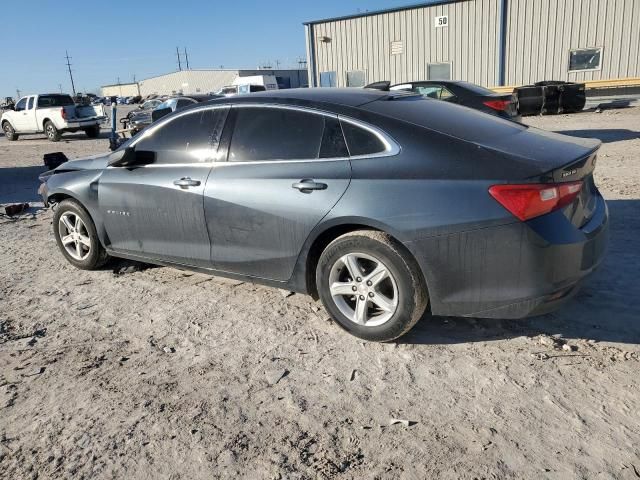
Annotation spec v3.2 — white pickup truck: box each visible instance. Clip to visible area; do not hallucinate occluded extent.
[1,93,106,142]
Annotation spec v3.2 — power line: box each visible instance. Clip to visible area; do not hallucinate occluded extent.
[184,47,190,70]
[65,50,76,95]
[176,47,182,71]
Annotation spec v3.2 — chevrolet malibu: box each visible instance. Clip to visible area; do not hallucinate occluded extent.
[38,89,608,342]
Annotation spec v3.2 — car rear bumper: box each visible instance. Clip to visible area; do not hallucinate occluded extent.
[407,194,609,319]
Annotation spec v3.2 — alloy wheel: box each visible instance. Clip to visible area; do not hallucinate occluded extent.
[58,212,92,261]
[328,252,399,327]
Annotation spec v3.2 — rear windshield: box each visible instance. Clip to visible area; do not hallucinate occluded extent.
[37,95,75,108]
[454,82,499,96]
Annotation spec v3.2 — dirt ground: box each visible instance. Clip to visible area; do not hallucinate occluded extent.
[1,106,639,479]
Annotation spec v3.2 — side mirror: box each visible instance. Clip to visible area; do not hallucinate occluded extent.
[151,107,171,122]
[109,147,156,167]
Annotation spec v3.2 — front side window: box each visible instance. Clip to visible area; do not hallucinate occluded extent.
[14,98,27,111]
[134,107,229,164]
[228,107,326,161]
[569,48,602,71]
[340,121,387,157]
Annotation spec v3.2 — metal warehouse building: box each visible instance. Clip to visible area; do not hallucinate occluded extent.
[102,69,308,98]
[304,0,640,89]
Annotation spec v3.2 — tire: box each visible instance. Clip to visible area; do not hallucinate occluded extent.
[2,122,18,141]
[84,125,100,138]
[316,230,428,342]
[44,120,61,142]
[53,199,109,270]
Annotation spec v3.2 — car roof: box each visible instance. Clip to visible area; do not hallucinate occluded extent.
[203,88,416,108]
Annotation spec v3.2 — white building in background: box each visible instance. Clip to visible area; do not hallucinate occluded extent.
[101,69,308,97]
[101,82,140,97]
[304,0,640,88]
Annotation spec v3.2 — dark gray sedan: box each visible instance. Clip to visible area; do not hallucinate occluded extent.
[38,88,608,342]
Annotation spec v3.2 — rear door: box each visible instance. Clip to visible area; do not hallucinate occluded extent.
[99,106,229,267]
[204,105,351,281]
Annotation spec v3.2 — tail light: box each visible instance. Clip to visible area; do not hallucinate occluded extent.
[489,181,582,221]
[483,99,511,111]
[61,108,67,120]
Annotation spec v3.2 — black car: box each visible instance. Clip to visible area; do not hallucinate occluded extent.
[39,88,607,342]
[366,80,520,120]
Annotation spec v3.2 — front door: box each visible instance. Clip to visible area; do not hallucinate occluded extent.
[99,106,229,267]
[205,105,351,281]
[11,97,29,131]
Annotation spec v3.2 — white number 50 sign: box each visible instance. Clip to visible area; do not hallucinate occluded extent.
[435,15,448,28]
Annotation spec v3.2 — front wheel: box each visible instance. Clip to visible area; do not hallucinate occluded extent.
[44,121,61,142]
[316,230,428,342]
[53,199,109,270]
[2,122,18,141]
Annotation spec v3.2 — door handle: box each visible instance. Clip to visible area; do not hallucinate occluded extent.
[292,179,327,192]
[173,177,201,188]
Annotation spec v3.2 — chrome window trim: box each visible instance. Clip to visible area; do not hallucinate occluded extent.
[118,102,401,168]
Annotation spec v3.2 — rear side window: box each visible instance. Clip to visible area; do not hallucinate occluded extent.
[27,97,34,109]
[228,107,325,161]
[176,98,196,109]
[37,95,75,107]
[340,121,386,156]
[135,107,229,164]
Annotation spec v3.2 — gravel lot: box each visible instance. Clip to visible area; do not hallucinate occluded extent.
[1,106,639,479]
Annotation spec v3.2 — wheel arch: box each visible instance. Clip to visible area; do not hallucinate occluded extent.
[42,117,53,130]
[297,218,429,303]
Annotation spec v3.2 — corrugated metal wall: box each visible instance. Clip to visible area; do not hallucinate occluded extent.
[308,0,640,88]
[505,0,640,85]
[310,0,501,87]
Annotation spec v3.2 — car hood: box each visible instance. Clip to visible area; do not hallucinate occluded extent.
[55,153,109,172]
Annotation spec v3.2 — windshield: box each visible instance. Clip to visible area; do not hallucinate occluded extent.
[37,95,75,108]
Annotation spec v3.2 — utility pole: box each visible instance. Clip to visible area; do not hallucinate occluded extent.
[117,77,121,85]
[58,84,63,93]
[65,50,76,96]
[16,89,21,99]
[184,47,190,70]
[176,47,182,71]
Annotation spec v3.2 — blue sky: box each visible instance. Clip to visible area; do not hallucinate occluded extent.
[0,0,416,99]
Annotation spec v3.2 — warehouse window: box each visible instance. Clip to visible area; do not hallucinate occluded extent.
[569,47,602,72]
[427,63,451,81]
[320,71,337,87]
[346,71,366,88]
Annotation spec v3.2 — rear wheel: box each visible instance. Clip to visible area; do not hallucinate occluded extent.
[316,230,428,342]
[53,199,109,270]
[44,121,61,142]
[2,122,18,141]
[84,125,100,138]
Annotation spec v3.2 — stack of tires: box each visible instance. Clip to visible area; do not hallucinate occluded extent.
[515,81,586,116]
